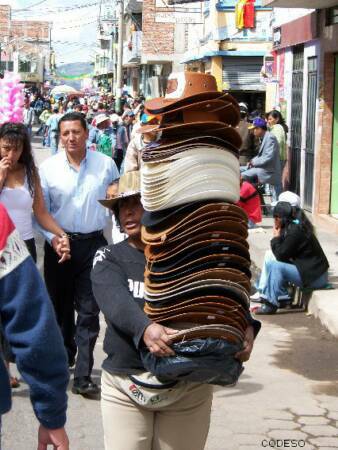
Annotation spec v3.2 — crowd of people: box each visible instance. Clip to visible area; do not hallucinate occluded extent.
[0,78,330,450]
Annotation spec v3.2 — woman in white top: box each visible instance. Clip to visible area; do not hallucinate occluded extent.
[0,122,70,388]
[0,122,70,261]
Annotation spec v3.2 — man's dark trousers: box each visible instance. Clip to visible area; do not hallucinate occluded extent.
[44,234,106,378]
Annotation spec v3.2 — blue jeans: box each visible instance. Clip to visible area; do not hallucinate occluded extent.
[255,250,276,292]
[259,257,328,307]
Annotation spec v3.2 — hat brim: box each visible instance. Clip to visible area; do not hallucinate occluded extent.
[137,124,160,134]
[145,91,239,114]
[156,122,242,149]
[159,98,240,127]
[98,191,140,209]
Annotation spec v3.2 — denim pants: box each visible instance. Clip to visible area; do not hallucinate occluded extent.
[255,250,276,293]
[259,257,328,307]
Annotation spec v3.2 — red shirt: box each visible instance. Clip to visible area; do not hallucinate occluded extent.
[236,181,262,223]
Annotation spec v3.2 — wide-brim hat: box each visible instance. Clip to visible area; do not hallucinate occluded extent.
[142,201,246,228]
[98,171,140,209]
[158,98,240,127]
[141,149,240,210]
[142,135,240,160]
[145,72,238,114]
[95,113,110,126]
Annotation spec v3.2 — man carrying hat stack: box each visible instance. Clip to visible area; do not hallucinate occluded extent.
[241,117,282,201]
[138,71,261,382]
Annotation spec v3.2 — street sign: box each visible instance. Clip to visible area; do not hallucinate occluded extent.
[155,12,203,23]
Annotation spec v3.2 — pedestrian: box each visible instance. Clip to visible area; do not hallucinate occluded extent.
[251,190,301,303]
[123,113,161,173]
[0,203,70,450]
[33,96,44,125]
[110,113,128,172]
[23,98,34,136]
[0,122,71,388]
[123,110,135,142]
[237,103,255,165]
[46,107,63,155]
[266,110,288,171]
[252,201,329,314]
[91,171,257,450]
[39,112,119,396]
[241,117,282,202]
[95,114,114,158]
[36,105,51,136]
[0,122,70,262]
[236,176,262,228]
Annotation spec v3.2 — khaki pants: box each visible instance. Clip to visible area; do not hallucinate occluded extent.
[101,370,213,450]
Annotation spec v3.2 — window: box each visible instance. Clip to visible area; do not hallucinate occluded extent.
[0,61,14,72]
[19,60,31,73]
[326,7,338,26]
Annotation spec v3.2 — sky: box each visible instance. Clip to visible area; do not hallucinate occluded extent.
[0,0,103,65]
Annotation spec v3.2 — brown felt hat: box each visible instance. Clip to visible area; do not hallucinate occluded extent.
[145,72,238,114]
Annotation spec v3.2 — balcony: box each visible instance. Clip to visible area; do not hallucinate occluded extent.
[263,0,337,7]
[123,31,142,66]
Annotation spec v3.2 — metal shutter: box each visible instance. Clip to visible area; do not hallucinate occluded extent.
[222,56,264,91]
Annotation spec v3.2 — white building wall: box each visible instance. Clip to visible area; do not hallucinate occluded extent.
[272,7,314,27]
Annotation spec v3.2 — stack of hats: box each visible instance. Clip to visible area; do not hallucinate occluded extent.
[140,72,251,379]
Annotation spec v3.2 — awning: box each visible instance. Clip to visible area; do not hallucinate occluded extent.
[182,50,267,64]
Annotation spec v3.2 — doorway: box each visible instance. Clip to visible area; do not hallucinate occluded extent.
[303,56,318,211]
[289,45,304,195]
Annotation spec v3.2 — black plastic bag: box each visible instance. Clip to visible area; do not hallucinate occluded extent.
[141,338,244,386]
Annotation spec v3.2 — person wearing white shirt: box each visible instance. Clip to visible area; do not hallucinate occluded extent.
[39,112,119,396]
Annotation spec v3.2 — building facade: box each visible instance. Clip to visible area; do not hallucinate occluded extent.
[183,0,273,109]
[264,1,338,231]
[0,4,51,88]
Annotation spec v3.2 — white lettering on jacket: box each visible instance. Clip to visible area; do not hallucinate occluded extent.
[128,279,144,299]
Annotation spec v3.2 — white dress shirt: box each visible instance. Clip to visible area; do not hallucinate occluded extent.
[39,150,119,242]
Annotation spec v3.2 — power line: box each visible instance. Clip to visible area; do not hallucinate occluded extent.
[12,0,49,12]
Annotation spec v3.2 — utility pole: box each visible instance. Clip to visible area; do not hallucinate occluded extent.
[115,0,124,113]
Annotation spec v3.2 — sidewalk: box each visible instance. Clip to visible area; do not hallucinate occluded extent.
[248,217,338,337]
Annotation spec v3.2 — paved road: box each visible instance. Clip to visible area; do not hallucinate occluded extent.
[2,136,338,450]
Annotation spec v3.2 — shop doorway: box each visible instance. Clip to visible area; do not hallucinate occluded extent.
[303,56,318,211]
[228,91,266,120]
[290,45,304,195]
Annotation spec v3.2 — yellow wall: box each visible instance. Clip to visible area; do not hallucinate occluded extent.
[210,56,223,91]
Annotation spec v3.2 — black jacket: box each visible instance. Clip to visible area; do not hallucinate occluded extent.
[91,240,151,374]
[271,224,329,287]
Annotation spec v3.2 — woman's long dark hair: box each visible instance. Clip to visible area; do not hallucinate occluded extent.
[267,110,289,135]
[0,122,37,196]
[273,201,314,238]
